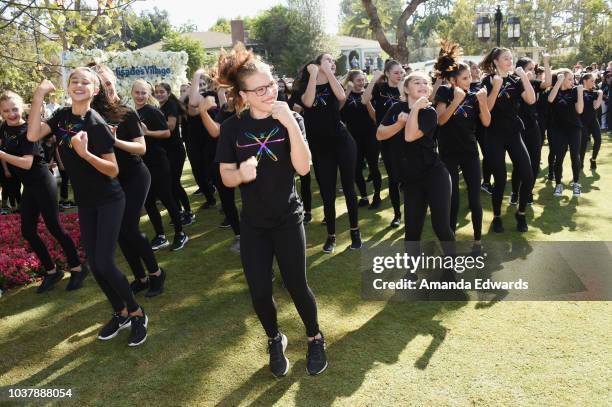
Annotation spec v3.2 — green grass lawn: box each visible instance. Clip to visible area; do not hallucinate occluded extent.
[1,138,611,406]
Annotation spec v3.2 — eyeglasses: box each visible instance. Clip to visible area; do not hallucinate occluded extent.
[243,81,277,97]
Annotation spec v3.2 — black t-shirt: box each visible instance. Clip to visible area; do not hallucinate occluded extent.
[581,89,599,124]
[46,107,123,207]
[186,92,219,148]
[215,110,306,228]
[536,88,550,126]
[470,81,482,93]
[341,91,376,137]
[372,82,401,126]
[160,98,183,150]
[137,104,169,166]
[518,79,542,130]
[380,102,441,182]
[288,92,302,110]
[104,107,144,175]
[0,123,49,185]
[549,87,581,128]
[214,105,236,125]
[434,85,481,156]
[299,82,345,144]
[482,74,525,134]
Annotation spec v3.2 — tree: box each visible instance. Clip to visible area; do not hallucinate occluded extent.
[361,0,429,63]
[340,0,403,39]
[250,6,295,69]
[208,17,231,33]
[161,31,205,77]
[126,7,173,49]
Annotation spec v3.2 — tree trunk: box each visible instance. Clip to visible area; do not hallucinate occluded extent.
[362,0,427,64]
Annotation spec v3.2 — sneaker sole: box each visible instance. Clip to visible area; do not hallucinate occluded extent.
[218,224,231,229]
[98,321,132,341]
[307,361,329,376]
[349,243,362,250]
[128,315,149,347]
[171,235,189,251]
[151,241,170,251]
[322,247,335,254]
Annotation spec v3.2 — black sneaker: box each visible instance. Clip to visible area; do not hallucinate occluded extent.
[510,192,518,205]
[200,199,216,210]
[492,217,504,233]
[390,215,401,228]
[151,235,169,251]
[350,229,362,250]
[515,212,528,233]
[128,311,148,347]
[130,278,149,294]
[527,193,534,206]
[66,263,90,291]
[192,188,203,196]
[306,333,328,376]
[171,232,189,251]
[218,216,231,228]
[36,269,64,293]
[98,312,132,340]
[182,211,196,226]
[303,212,312,224]
[322,236,336,253]
[368,195,381,210]
[481,182,493,195]
[145,269,166,297]
[590,158,597,170]
[358,197,369,207]
[268,333,289,378]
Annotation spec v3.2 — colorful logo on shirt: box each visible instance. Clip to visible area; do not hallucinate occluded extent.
[57,119,84,149]
[497,80,517,99]
[454,97,475,118]
[555,92,574,105]
[1,129,19,150]
[236,127,286,162]
[312,88,331,107]
[347,93,362,107]
[380,92,401,107]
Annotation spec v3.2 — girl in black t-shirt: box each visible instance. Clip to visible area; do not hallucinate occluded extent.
[214,43,327,377]
[468,60,493,193]
[341,69,382,210]
[298,53,361,253]
[578,73,604,170]
[92,65,164,298]
[479,47,536,233]
[377,71,455,253]
[433,41,490,246]
[132,79,188,252]
[547,68,585,197]
[362,60,404,227]
[0,91,83,293]
[198,92,241,252]
[155,83,194,224]
[510,55,551,206]
[28,68,148,346]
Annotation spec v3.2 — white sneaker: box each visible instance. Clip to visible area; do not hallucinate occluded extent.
[553,184,564,197]
[572,183,581,197]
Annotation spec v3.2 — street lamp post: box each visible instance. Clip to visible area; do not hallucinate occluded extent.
[476,5,521,48]
[494,5,503,47]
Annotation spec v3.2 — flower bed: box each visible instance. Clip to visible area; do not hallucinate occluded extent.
[0,213,85,290]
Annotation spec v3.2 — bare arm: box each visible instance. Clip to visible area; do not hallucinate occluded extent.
[27,95,53,142]
[0,151,33,170]
[405,109,425,142]
[517,68,536,105]
[542,54,552,89]
[200,108,221,138]
[167,115,177,132]
[145,129,171,139]
[594,90,604,110]
[376,120,405,141]
[114,136,146,156]
[301,70,318,108]
[219,162,243,188]
[575,86,584,114]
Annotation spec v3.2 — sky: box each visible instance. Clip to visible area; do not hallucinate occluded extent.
[130,0,341,34]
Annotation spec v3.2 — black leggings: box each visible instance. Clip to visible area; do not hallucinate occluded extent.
[167,145,191,213]
[403,164,455,243]
[548,126,581,184]
[441,152,483,241]
[79,197,139,313]
[20,171,80,271]
[186,139,215,201]
[215,164,240,236]
[486,132,533,214]
[59,169,70,200]
[118,164,160,280]
[580,118,601,163]
[312,134,359,235]
[511,125,541,195]
[241,220,319,338]
[1,175,21,207]
[476,124,492,184]
[380,141,401,217]
[353,130,381,198]
[299,173,312,213]
[144,157,183,236]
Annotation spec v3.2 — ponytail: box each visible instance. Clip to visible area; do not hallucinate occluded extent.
[433,40,468,80]
[479,47,511,75]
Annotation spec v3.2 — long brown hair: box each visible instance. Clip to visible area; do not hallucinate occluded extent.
[479,47,511,75]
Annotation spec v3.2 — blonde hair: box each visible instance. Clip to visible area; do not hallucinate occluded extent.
[131,79,159,107]
[0,91,24,107]
[400,71,432,101]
